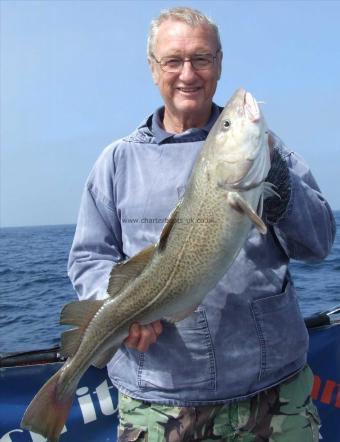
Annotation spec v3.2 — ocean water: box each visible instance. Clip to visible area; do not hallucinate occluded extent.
[1,213,339,354]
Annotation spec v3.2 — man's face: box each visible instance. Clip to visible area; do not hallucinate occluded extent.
[150,20,222,123]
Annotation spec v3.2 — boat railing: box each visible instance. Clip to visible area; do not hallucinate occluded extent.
[1,305,339,368]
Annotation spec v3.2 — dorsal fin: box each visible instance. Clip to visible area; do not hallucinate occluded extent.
[158,201,182,252]
[107,244,156,297]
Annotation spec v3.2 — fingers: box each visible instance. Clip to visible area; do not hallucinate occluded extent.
[151,320,163,337]
[124,320,163,352]
[138,324,157,352]
[124,323,142,349]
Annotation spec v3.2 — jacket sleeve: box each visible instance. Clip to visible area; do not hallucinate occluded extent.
[264,133,336,263]
[67,143,124,300]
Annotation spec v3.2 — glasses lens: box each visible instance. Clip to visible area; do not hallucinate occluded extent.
[161,58,183,72]
[191,55,214,70]
[158,54,216,72]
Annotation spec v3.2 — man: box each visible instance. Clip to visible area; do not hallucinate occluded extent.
[68,7,335,441]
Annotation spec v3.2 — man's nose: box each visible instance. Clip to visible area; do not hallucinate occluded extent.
[179,60,197,81]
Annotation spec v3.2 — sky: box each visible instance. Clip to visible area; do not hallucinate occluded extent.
[1,0,339,227]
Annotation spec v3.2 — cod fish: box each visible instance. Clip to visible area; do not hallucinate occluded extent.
[21,88,274,441]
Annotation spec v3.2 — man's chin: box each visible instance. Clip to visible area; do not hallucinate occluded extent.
[173,99,206,115]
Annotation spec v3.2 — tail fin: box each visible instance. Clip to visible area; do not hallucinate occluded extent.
[21,368,75,442]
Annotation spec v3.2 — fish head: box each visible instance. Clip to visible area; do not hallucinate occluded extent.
[208,88,271,190]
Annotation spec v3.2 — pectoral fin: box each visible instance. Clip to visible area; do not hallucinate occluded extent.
[263,181,280,199]
[228,192,267,234]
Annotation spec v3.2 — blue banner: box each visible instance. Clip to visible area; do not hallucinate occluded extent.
[0,364,118,441]
[1,324,339,441]
[307,325,340,442]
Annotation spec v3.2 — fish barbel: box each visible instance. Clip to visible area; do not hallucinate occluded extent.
[21,88,273,441]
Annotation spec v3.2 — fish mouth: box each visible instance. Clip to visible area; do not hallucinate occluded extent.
[244,90,260,122]
[230,89,261,122]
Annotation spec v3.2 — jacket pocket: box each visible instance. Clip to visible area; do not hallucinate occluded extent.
[250,282,309,380]
[137,308,216,391]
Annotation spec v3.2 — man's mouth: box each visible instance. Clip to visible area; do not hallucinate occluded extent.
[177,87,201,93]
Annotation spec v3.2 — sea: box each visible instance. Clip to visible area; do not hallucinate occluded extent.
[1,213,339,355]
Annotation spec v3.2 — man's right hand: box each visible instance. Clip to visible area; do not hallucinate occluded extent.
[124,320,163,352]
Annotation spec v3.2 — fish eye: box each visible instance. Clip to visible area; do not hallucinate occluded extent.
[223,120,231,130]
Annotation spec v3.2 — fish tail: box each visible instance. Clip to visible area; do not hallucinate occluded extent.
[21,368,75,442]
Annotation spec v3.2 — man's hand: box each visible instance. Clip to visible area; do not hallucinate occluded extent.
[124,320,163,352]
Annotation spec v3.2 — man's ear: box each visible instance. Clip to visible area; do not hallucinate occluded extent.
[148,58,160,85]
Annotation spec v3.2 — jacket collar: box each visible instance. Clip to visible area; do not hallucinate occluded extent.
[149,103,222,144]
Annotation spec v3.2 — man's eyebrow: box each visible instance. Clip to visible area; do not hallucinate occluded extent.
[161,49,214,57]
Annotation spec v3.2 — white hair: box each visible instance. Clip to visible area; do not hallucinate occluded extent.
[147,6,222,58]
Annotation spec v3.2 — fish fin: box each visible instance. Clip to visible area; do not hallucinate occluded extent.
[108,244,156,297]
[257,193,264,217]
[21,368,75,442]
[60,328,83,358]
[158,201,182,252]
[228,192,267,234]
[60,299,104,327]
[263,181,280,199]
[92,346,119,369]
[165,304,199,323]
[60,300,105,357]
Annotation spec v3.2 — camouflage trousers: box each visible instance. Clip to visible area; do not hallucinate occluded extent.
[118,365,320,442]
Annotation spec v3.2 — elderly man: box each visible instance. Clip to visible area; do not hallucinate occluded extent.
[68,7,335,441]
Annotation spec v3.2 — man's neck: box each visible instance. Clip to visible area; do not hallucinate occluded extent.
[163,106,212,133]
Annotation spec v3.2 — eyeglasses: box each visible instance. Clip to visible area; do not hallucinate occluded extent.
[151,51,220,73]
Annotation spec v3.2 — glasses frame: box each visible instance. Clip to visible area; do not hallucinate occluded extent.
[151,50,221,73]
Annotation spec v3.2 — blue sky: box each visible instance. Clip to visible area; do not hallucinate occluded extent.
[1,0,339,227]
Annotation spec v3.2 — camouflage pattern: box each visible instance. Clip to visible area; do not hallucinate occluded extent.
[118,365,320,441]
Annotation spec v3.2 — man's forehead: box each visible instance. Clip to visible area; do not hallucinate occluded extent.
[155,20,217,53]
